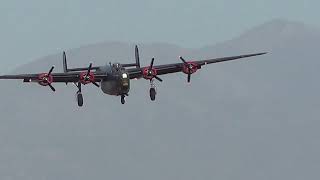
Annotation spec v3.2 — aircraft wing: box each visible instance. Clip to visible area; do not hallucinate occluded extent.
[127,52,267,79]
[0,72,108,83]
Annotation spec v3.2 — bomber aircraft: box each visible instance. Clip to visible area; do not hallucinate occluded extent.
[0,45,266,106]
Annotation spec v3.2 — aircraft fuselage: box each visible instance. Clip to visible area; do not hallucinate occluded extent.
[98,63,130,96]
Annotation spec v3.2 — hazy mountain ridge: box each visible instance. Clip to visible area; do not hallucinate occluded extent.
[1,19,320,180]
[13,42,190,73]
[200,19,320,55]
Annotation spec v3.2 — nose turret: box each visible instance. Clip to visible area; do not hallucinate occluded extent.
[112,63,123,72]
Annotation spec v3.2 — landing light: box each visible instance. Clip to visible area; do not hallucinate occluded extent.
[122,73,128,79]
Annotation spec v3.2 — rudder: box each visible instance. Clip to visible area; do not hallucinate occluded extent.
[135,45,141,68]
[63,51,68,73]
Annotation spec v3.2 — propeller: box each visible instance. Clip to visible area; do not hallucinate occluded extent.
[143,58,163,82]
[81,63,100,87]
[47,66,56,91]
[179,56,197,83]
[38,66,56,91]
[47,66,56,92]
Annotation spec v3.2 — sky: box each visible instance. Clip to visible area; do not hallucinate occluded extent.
[1,1,320,179]
[0,0,318,72]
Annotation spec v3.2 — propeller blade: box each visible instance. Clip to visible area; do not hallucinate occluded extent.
[154,75,163,82]
[48,84,56,92]
[179,56,193,83]
[90,80,100,88]
[149,58,155,70]
[179,56,188,64]
[48,66,54,75]
[87,63,93,75]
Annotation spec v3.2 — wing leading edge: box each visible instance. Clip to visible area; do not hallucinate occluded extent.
[0,52,266,82]
[0,72,108,83]
[127,52,267,79]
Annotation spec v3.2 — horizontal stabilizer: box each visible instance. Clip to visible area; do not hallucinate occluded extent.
[62,51,99,72]
[122,45,141,68]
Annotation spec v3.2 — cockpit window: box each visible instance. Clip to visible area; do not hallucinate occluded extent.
[113,63,122,71]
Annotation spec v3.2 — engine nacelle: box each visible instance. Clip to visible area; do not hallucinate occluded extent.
[142,67,157,80]
[182,62,198,74]
[38,73,53,86]
[79,72,95,84]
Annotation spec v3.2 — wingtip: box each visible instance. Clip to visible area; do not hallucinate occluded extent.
[253,52,268,56]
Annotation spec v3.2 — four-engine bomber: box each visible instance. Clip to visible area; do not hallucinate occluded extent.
[0,45,266,107]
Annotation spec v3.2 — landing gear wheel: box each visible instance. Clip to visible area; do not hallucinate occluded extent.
[121,95,126,104]
[77,91,84,107]
[150,87,156,101]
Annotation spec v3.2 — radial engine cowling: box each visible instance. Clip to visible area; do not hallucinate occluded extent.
[38,73,53,86]
[142,68,157,80]
[79,72,95,85]
[182,62,198,75]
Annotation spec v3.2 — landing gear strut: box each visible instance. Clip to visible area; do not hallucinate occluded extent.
[149,79,156,101]
[121,95,126,104]
[76,82,84,107]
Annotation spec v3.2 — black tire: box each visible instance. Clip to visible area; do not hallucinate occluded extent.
[150,88,156,101]
[121,95,125,104]
[77,92,84,107]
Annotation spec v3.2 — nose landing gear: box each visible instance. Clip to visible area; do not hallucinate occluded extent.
[121,95,126,104]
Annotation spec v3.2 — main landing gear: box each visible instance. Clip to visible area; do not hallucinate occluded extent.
[149,79,157,101]
[76,82,84,107]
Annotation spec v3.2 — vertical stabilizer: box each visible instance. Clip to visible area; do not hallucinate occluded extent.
[135,45,141,68]
[63,51,68,73]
